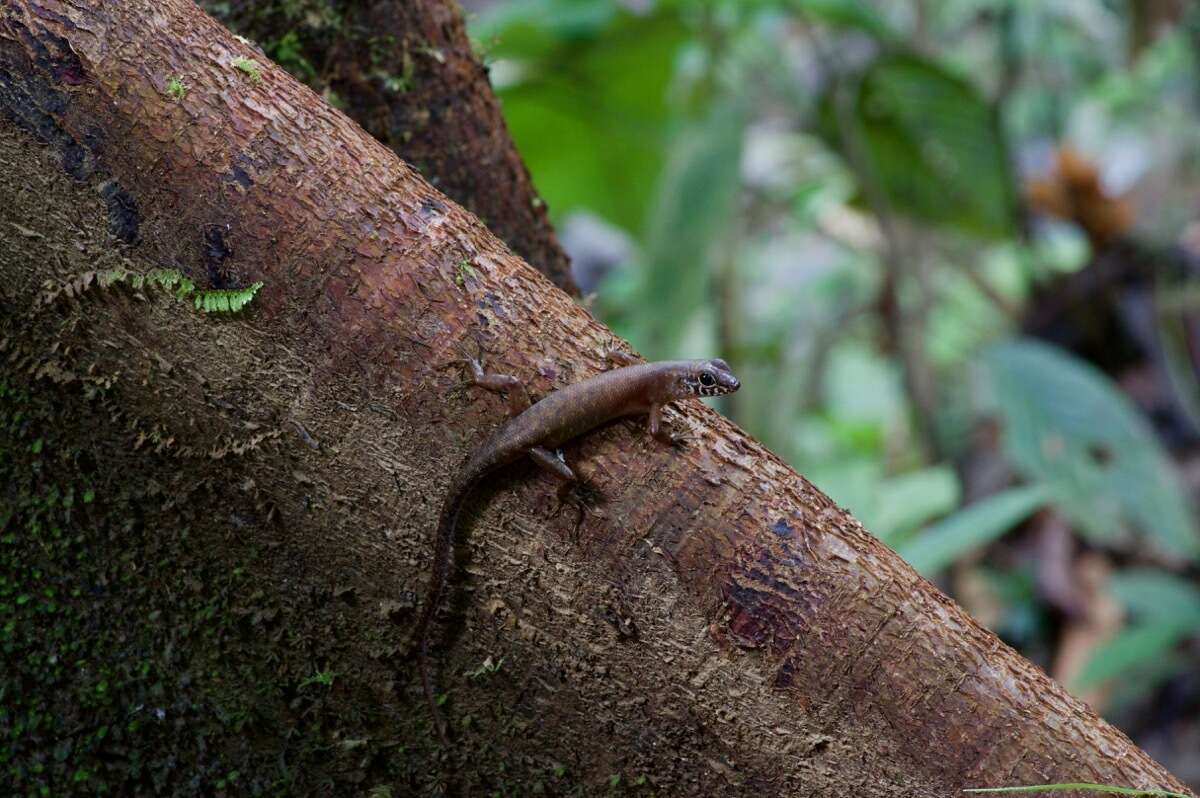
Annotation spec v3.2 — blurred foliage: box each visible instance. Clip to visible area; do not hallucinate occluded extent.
[1076,570,1200,695]
[983,339,1198,559]
[899,483,1051,574]
[817,52,1017,238]
[471,0,1200,733]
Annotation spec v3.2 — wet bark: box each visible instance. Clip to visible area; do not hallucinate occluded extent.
[198,0,579,296]
[0,1,1192,795]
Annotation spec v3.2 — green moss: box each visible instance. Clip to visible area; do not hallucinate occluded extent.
[232,56,263,84]
[454,258,476,287]
[165,77,189,101]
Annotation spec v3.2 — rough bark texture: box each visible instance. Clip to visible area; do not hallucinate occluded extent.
[0,1,1192,795]
[198,0,580,296]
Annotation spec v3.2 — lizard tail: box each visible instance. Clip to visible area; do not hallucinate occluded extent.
[413,470,477,746]
[419,614,450,746]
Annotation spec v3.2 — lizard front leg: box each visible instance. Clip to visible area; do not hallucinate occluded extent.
[603,348,640,369]
[604,350,684,446]
[648,403,685,447]
[467,358,531,418]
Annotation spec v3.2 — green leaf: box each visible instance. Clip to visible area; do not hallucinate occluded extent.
[193,282,264,314]
[873,466,960,542]
[965,784,1190,798]
[484,8,689,232]
[899,484,1051,575]
[982,339,1200,560]
[269,31,316,81]
[822,54,1016,238]
[823,342,904,429]
[1107,570,1200,622]
[1074,619,1200,692]
[791,0,897,40]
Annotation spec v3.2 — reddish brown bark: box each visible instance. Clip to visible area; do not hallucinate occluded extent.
[199,0,579,296]
[0,1,1192,795]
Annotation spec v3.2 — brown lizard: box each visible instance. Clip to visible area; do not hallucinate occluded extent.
[414,352,741,743]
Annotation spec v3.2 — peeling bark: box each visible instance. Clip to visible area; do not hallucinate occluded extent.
[0,1,1192,795]
[197,0,579,296]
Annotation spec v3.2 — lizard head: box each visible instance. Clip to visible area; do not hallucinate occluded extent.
[680,358,741,399]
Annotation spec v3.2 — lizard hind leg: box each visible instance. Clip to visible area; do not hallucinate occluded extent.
[528,446,576,483]
[529,447,599,540]
[528,446,583,508]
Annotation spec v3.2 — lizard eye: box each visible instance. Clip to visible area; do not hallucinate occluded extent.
[699,372,716,388]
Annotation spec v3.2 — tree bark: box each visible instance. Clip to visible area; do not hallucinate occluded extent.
[0,1,1192,795]
[198,0,579,296]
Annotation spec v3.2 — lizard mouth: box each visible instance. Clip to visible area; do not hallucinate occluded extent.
[697,380,739,397]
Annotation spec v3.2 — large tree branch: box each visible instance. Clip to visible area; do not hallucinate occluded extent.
[0,1,1191,795]
[199,0,579,296]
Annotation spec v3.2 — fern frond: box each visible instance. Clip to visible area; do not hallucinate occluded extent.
[96,268,132,289]
[144,269,197,299]
[192,281,264,313]
[33,268,260,315]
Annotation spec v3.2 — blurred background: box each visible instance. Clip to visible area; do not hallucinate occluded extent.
[462,0,1200,783]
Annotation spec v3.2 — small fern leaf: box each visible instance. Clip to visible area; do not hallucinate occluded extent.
[174,276,196,301]
[193,281,264,314]
[35,267,261,317]
[146,269,184,294]
[97,268,130,289]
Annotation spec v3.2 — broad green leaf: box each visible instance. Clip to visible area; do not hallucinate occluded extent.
[483,9,689,232]
[805,459,881,530]
[823,342,904,430]
[1105,649,1191,714]
[873,466,960,542]
[1107,570,1200,623]
[821,54,1016,238]
[811,462,959,542]
[1073,619,1200,692]
[983,339,1200,560]
[898,484,1051,575]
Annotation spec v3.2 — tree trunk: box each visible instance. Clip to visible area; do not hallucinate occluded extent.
[198,0,579,296]
[0,1,1192,796]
